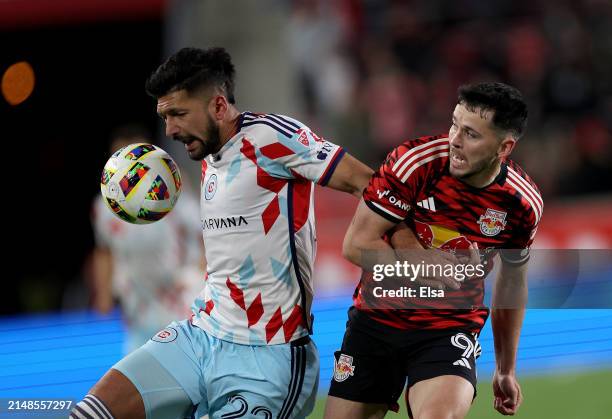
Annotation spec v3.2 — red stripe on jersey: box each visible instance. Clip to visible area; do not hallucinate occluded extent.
[226,277,246,310]
[283,305,303,342]
[246,293,264,327]
[265,307,283,343]
[506,167,543,222]
[262,196,281,234]
[241,138,288,193]
[227,278,265,327]
[292,180,311,232]
[199,299,214,316]
[201,160,208,184]
[260,142,296,160]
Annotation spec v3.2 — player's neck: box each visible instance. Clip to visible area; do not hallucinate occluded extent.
[462,160,502,188]
[218,106,242,147]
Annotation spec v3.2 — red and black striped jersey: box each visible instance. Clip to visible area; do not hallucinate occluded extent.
[356,134,543,332]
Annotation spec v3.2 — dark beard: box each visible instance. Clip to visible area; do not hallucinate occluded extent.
[196,124,222,160]
[175,121,222,161]
[456,155,499,183]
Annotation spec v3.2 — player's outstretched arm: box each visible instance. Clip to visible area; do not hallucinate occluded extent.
[491,260,528,415]
[342,199,398,267]
[325,153,374,198]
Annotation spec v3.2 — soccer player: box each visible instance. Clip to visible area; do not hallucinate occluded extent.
[325,82,542,418]
[71,47,373,419]
[91,124,204,354]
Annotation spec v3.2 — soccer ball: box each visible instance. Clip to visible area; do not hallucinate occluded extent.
[100,143,182,224]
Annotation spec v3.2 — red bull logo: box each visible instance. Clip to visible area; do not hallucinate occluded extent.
[414,220,472,251]
[333,354,356,382]
[478,208,507,237]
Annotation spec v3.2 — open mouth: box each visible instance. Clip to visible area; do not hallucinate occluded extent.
[450,151,467,168]
[184,140,198,152]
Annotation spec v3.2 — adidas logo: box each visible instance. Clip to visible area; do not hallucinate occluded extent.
[417,197,436,211]
[453,358,471,369]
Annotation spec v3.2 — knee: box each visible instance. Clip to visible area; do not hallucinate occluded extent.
[416,407,467,419]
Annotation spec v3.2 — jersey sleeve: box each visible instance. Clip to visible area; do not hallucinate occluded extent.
[277,127,345,185]
[500,203,542,266]
[240,113,344,184]
[362,145,419,223]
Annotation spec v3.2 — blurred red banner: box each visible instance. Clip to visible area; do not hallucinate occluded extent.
[0,0,166,29]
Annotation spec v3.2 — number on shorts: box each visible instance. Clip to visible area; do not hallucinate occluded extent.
[221,395,271,419]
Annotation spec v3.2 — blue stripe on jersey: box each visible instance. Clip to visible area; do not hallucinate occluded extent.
[267,113,300,132]
[236,112,246,132]
[242,111,302,130]
[242,112,301,137]
[242,120,292,138]
[269,113,301,130]
[319,148,346,186]
[258,114,298,134]
[255,147,293,179]
[287,181,311,334]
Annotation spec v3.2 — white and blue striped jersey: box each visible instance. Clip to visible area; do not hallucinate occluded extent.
[191,112,344,345]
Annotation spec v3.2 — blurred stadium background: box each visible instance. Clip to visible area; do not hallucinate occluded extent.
[1,0,611,418]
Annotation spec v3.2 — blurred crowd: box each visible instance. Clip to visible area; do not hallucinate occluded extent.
[287,0,612,198]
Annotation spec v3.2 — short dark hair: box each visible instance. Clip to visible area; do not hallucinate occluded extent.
[457,82,528,139]
[145,47,236,104]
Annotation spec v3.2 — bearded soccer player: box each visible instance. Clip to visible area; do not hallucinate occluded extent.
[71,47,373,419]
[325,82,543,419]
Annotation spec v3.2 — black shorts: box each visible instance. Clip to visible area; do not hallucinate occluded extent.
[328,308,481,414]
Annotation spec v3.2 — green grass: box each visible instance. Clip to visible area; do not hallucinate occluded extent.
[309,370,612,418]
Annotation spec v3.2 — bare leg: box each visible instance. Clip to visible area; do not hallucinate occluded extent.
[88,368,145,419]
[323,395,387,419]
[408,375,473,419]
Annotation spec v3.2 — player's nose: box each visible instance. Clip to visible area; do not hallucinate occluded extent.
[165,119,180,138]
[449,130,462,148]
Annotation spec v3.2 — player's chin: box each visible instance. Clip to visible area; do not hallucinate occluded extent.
[188,150,207,161]
[187,144,208,160]
[449,165,470,179]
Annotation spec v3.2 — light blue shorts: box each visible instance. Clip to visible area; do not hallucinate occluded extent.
[113,319,319,419]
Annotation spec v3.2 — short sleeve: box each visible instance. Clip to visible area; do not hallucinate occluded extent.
[272,127,344,185]
[500,210,542,266]
[362,146,418,223]
[241,113,344,184]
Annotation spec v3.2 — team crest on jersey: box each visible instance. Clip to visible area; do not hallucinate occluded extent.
[295,128,310,147]
[205,174,218,200]
[477,208,507,237]
[333,354,355,382]
[151,327,178,343]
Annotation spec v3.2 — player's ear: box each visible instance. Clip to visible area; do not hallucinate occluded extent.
[209,94,228,121]
[497,135,516,160]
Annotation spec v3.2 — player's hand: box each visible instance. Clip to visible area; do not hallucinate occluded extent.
[390,224,462,290]
[492,371,522,415]
[414,248,463,290]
